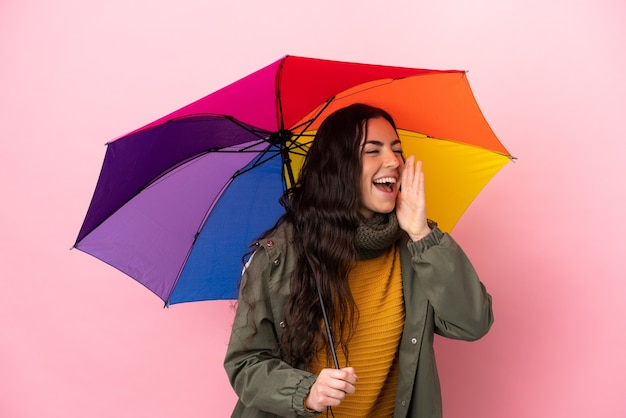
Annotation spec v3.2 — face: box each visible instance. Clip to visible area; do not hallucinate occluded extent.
[358,117,404,218]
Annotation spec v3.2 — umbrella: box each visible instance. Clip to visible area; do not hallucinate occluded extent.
[74,55,513,306]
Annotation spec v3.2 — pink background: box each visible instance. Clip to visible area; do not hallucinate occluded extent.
[2,1,625,417]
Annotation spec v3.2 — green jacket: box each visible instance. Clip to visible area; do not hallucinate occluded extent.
[224,222,493,417]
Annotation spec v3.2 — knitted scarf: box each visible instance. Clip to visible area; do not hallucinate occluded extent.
[354,212,403,260]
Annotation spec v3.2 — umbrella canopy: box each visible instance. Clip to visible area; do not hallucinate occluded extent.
[74,55,513,305]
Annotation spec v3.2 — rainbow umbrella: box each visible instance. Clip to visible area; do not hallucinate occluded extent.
[74,55,513,305]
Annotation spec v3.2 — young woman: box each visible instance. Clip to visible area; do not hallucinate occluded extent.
[224,103,494,417]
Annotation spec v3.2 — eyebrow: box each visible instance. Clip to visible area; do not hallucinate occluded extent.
[363,139,402,146]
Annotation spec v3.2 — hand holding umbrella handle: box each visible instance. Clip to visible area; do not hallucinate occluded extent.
[304,366,358,412]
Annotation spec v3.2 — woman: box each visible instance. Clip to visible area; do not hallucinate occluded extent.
[224,103,493,417]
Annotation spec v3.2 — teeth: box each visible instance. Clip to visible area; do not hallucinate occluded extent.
[374,177,396,184]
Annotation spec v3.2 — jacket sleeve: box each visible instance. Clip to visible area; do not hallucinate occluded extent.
[406,226,494,341]
[224,245,319,417]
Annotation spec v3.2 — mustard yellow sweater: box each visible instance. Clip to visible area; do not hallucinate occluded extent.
[309,245,405,417]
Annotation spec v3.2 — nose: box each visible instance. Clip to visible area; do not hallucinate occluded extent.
[384,149,401,168]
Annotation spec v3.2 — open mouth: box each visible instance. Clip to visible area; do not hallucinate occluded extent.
[373,177,397,192]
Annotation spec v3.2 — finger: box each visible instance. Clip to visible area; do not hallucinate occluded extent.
[414,159,422,176]
[402,155,415,188]
[340,367,358,384]
[320,368,357,394]
[310,383,350,406]
[324,367,356,381]
[418,165,425,197]
[330,380,356,395]
[414,160,423,190]
[326,377,356,395]
[415,160,427,200]
[326,386,351,400]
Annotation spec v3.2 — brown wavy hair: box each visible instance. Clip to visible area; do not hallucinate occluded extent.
[244,103,397,368]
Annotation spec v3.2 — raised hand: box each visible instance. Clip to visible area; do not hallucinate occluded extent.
[396,155,431,241]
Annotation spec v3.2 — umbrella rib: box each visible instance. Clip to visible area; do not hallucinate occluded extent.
[223,115,272,140]
[139,115,276,190]
[289,97,335,133]
[233,146,282,178]
[277,98,333,161]
[163,144,284,305]
[282,139,312,161]
[333,78,396,101]
[276,57,287,131]
[143,144,277,190]
[165,163,243,306]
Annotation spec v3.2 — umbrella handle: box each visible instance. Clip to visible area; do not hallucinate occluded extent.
[316,282,340,369]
